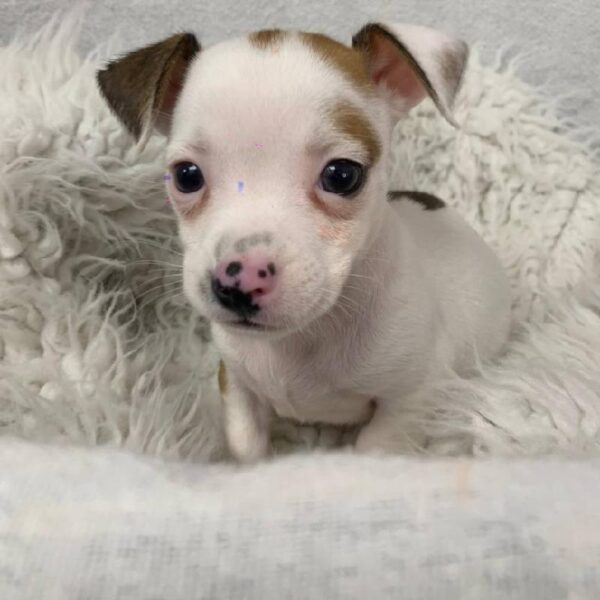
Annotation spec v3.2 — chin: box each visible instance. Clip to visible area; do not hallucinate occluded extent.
[216,319,290,341]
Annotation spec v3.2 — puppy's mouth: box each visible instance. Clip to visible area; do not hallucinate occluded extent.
[226,318,276,332]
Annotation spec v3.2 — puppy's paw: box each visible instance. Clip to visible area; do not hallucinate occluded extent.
[355,413,427,455]
[227,422,271,464]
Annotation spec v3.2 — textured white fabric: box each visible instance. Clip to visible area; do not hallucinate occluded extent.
[1,438,600,599]
[0,11,599,461]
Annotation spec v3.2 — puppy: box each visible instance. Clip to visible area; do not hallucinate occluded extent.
[97,23,512,462]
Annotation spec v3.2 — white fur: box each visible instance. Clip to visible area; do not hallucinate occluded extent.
[162,28,511,461]
[1,13,599,461]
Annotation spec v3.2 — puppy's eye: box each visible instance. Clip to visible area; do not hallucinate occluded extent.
[319,159,364,197]
[173,161,204,193]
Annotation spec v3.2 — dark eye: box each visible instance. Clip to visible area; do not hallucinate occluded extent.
[173,161,204,193]
[319,159,364,197]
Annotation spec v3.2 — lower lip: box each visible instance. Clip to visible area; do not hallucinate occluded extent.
[228,319,272,331]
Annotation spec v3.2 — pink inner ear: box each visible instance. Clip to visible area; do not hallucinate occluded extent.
[155,72,183,134]
[161,79,183,115]
[155,60,187,133]
[371,35,427,110]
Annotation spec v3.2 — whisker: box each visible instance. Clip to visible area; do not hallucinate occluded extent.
[136,282,184,303]
[128,258,183,269]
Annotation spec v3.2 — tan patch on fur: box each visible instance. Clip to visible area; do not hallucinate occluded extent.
[249,29,286,50]
[309,190,356,222]
[327,100,381,165]
[299,32,372,91]
[218,360,228,395]
[178,189,209,222]
[318,222,353,240]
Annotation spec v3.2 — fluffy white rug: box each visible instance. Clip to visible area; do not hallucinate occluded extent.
[0,12,599,462]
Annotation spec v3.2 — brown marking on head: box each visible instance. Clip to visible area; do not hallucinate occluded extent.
[97,33,200,140]
[299,32,372,91]
[218,360,228,395]
[327,100,381,165]
[249,29,286,50]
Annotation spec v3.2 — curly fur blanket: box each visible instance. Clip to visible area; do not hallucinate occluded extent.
[1,12,599,461]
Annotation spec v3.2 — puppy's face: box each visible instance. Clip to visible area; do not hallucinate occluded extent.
[169,32,388,335]
[98,24,468,338]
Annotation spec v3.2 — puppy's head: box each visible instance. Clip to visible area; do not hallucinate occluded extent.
[98,23,467,337]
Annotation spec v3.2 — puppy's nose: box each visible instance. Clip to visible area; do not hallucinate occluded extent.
[211,250,279,317]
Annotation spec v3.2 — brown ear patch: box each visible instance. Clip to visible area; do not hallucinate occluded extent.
[327,100,381,165]
[299,32,372,91]
[249,29,286,50]
[438,47,467,106]
[97,33,200,140]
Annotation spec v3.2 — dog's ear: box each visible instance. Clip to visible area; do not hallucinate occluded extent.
[97,33,200,141]
[352,23,468,126]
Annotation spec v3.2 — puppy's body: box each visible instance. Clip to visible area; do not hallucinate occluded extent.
[215,195,510,457]
[97,23,512,461]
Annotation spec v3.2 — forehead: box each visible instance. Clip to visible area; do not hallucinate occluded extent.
[250,29,371,89]
[170,30,380,160]
[187,29,371,97]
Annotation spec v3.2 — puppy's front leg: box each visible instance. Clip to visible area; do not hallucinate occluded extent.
[355,395,428,454]
[218,361,272,463]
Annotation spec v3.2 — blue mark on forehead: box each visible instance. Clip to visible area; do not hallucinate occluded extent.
[163,174,172,181]
[237,180,244,193]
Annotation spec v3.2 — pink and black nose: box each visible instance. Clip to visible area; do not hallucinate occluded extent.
[211,249,278,318]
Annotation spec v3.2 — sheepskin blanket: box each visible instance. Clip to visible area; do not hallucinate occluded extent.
[1,13,599,462]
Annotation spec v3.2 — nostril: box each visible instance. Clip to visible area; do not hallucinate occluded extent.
[226,261,242,277]
[211,275,259,318]
[258,269,267,278]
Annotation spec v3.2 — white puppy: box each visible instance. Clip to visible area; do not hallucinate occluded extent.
[98,23,511,462]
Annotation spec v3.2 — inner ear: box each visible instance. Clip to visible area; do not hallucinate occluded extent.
[97,33,200,141]
[352,23,468,125]
[365,31,428,110]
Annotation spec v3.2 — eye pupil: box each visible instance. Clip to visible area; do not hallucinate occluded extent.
[173,161,204,193]
[320,159,364,197]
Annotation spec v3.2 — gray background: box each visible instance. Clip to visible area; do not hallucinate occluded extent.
[0,0,599,130]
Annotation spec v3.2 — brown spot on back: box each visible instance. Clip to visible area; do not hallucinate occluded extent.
[218,360,228,395]
[327,100,381,165]
[388,190,446,210]
[299,32,372,91]
[249,29,286,50]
